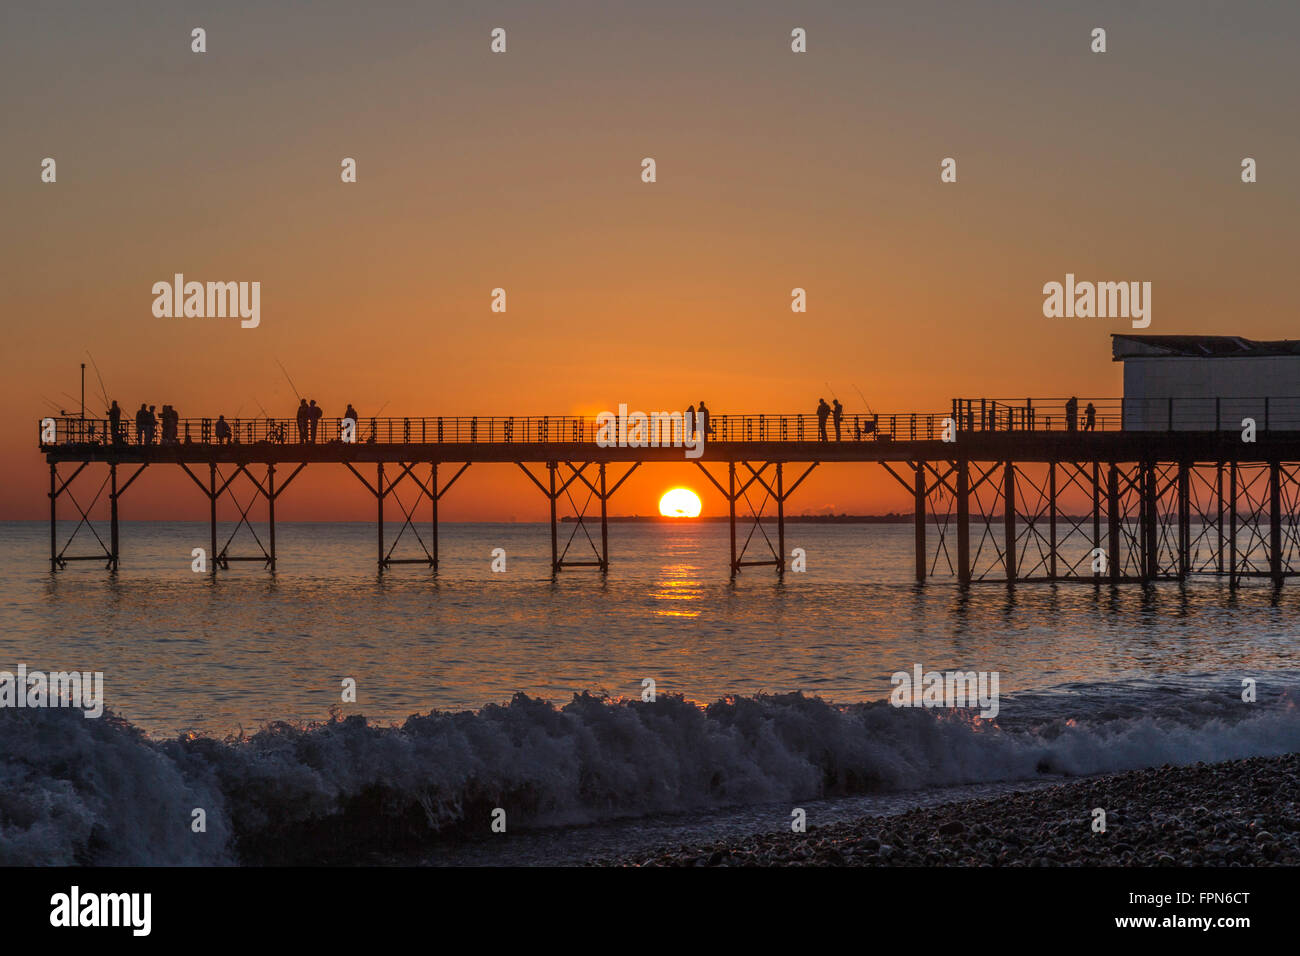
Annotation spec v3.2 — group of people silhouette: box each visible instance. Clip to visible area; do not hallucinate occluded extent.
[1065,396,1097,432]
[816,397,844,441]
[106,401,183,446]
[684,401,712,439]
[292,399,361,442]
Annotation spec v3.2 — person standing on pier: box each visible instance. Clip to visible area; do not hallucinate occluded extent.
[296,399,310,443]
[134,403,148,444]
[1065,396,1079,432]
[685,404,696,443]
[1084,402,1096,431]
[697,400,711,439]
[816,398,831,441]
[832,398,844,441]
[108,401,123,446]
[215,415,231,445]
[308,399,322,442]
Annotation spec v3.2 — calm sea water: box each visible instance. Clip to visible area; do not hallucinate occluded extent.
[4,519,1297,735]
[3,519,1298,865]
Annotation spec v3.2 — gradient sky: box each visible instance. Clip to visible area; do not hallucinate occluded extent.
[3,1,1298,521]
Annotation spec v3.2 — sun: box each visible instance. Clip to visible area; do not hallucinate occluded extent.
[659,487,702,517]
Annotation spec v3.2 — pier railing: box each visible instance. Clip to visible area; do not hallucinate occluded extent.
[37,397,1300,448]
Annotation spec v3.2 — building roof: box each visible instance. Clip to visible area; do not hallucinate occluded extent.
[1112,334,1300,360]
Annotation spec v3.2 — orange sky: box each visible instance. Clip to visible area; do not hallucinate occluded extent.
[3,1,1298,521]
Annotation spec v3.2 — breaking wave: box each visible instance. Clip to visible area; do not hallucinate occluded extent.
[2,683,1297,864]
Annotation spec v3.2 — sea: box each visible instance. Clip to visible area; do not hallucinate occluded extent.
[1,519,1297,865]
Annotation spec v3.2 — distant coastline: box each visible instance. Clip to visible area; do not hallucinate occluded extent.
[568,514,914,523]
[564,514,1097,523]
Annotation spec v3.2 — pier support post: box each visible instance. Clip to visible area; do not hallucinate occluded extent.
[914,461,926,583]
[1047,462,1057,579]
[267,464,276,571]
[1092,462,1101,581]
[1229,460,1238,588]
[209,462,218,576]
[1141,461,1157,582]
[109,462,120,570]
[1107,463,1120,583]
[600,463,609,572]
[377,462,385,572]
[1003,461,1016,584]
[549,462,559,573]
[728,461,737,576]
[49,463,57,573]
[1216,462,1224,575]
[956,458,970,585]
[1177,461,1190,580]
[1270,458,1283,586]
[776,462,785,576]
[432,462,438,570]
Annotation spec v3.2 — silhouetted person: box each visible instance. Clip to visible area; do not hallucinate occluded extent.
[134,403,148,444]
[215,415,231,445]
[1065,396,1079,432]
[697,400,711,438]
[344,403,358,423]
[308,399,322,442]
[816,398,831,441]
[296,398,309,443]
[108,401,123,446]
[1084,402,1096,431]
[144,405,158,445]
[684,404,696,442]
[832,399,844,441]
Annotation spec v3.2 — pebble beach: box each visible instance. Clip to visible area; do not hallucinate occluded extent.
[599,753,1300,867]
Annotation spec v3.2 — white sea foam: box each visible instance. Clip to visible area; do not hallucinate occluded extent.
[1,684,1296,864]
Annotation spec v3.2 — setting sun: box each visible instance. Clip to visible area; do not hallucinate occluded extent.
[658,488,702,518]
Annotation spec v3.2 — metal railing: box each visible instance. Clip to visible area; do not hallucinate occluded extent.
[36,398,1300,448]
[952,397,1300,433]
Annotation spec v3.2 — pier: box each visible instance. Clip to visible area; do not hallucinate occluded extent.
[37,397,1300,585]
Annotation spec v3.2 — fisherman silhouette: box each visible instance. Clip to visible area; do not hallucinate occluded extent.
[832,398,844,441]
[344,403,358,423]
[215,414,231,445]
[816,398,831,442]
[134,403,148,445]
[1065,396,1079,432]
[685,404,696,442]
[697,400,711,438]
[108,401,123,446]
[308,399,322,442]
[1084,402,1097,431]
[160,405,175,444]
[145,405,158,445]
[296,399,309,443]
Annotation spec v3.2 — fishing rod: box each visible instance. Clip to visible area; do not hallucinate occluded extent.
[274,358,303,402]
[86,351,110,407]
[852,384,875,416]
